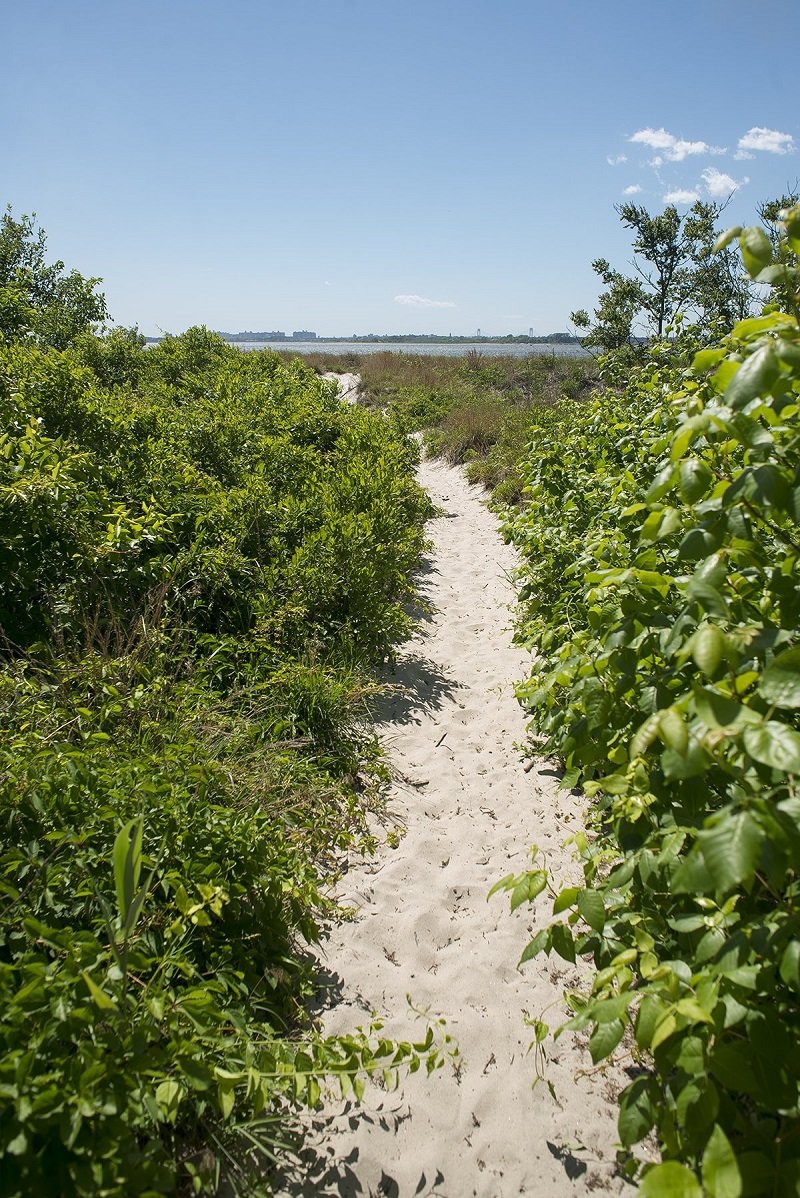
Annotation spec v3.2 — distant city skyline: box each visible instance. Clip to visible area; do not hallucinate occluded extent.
[4,0,797,336]
[209,328,564,342]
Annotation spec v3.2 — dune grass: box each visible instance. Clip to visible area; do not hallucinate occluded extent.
[279,348,596,505]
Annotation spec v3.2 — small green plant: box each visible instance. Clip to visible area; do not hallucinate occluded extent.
[386,826,406,849]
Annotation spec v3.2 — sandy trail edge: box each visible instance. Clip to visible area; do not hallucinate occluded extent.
[277,453,626,1197]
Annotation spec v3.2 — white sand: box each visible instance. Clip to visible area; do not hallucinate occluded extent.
[321,371,361,404]
[279,428,625,1196]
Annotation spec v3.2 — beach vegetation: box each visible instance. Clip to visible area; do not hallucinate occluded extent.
[501,204,800,1195]
[284,348,594,505]
[0,215,441,1195]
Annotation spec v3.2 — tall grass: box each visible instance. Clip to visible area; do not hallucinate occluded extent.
[276,349,596,504]
[276,349,597,505]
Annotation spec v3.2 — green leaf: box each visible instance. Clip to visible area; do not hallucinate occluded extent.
[711,359,742,396]
[692,347,727,373]
[675,997,714,1025]
[155,1080,182,1123]
[529,1018,549,1043]
[179,1057,214,1091]
[738,226,773,278]
[551,923,576,962]
[510,869,547,911]
[618,1076,658,1146]
[631,712,662,758]
[755,263,792,286]
[307,1075,321,1107]
[519,929,550,965]
[588,1017,624,1064]
[678,458,713,503]
[713,226,742,253]
[662,737,710,780]
[552,886,580,915]
[779,941,800,992]
[577,888,605,931]
[702,1125,742,1198]
[671,418,707,461]
[218,1083,235,1120]
[651,1011,678,1051]
[487,872,517,900]
[758,647,800,709]
[723,344,779,409]
[691,625,726,677]
[113,817,143,924]
[659,708,688,756]
[732,313,788,339]
[640,1161,703,1198]
[698,811,764,891]
[6,1130,28,1156]
[742,720,800,773]
[646,463,677,501]
[80,970,118,1012]
[777,340,800,369]
[676,1077,719,1130]
[694,687,758,731]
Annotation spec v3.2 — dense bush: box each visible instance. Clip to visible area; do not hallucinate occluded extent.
[497,210,800,1196]
[0,319,437,1194]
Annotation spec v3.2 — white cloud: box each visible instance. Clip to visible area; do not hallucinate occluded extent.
[734,150,755,161]
[394,294,455,309]
[665,138,708,162]
[702,166,748,197]
[738,126,796,155]
[622,184,642,195]
[663,189,701,205]
[607,153,627,166]
[630,127,710,162]
[631,127,676,151]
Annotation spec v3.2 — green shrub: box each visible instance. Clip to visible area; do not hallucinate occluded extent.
[498,209,800,1195]
[0,322,438,1194]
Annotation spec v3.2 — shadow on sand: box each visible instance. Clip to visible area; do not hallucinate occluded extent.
[370,651,461,730]
[270,1117,448,1197]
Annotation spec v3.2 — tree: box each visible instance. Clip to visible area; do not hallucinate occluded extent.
[682,200,754,331]
[0,206,108,348]
[572,200,756,353]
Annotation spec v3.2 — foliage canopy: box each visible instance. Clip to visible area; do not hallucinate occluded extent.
[0,207,108,349]
[572,200,758,353]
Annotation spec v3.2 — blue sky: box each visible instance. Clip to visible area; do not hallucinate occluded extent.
[4,0,798,336]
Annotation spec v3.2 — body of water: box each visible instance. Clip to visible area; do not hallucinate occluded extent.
[227,340,588,359]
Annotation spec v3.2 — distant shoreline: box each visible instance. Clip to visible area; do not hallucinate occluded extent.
[144,332,580,346]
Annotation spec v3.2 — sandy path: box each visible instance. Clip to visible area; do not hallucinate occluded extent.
[281,451,624,1197]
